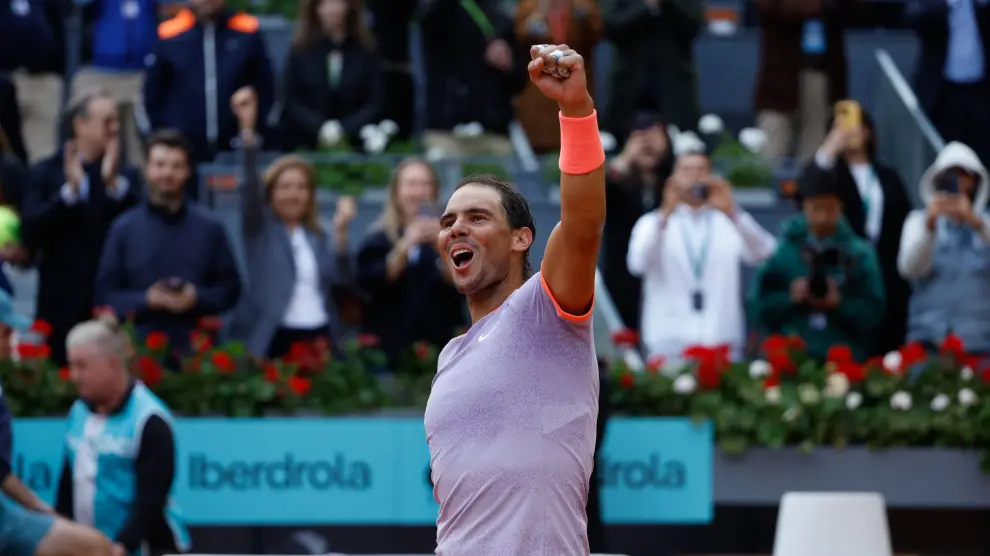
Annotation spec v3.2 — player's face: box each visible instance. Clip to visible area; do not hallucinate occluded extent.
[439,184,515,295]
[67,343,116,402]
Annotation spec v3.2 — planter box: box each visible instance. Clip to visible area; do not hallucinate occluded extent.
[715,447,990,508]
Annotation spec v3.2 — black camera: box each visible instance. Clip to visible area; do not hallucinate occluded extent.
[805,245,845,299]
[935,173,960,194]
[690,183,709,201]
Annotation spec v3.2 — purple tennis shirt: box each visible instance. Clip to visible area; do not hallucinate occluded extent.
[424,272,599,555]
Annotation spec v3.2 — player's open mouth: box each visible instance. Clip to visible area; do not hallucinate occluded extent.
[450,247,475,271]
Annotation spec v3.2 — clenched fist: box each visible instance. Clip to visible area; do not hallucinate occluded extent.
[527,44,593,117]
[231,87,258,131]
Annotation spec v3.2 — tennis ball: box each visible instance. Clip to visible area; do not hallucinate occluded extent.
[0,206,21,248]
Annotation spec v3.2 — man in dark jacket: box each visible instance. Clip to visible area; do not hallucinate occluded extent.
[95,129,241,355]
[21,88,141,366]
[143,0,274,177]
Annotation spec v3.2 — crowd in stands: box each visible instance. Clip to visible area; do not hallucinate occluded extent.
[0,0,988,370]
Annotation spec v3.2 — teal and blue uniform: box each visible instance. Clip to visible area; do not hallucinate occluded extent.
[56,380,190,555]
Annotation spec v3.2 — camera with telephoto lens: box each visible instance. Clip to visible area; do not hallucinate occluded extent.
[804,245,845,299]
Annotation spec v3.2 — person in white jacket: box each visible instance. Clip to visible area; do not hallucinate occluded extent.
[626,151,778,361]
[898,141,990,354]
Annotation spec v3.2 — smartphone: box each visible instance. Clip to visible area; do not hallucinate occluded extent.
[834,100,862,130]
[691,183,709,201]
[936,174,960,194]
[162,277,187,293]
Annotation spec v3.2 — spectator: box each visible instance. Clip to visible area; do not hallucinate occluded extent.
[907,0,990,164]
[72,0,159,167]
[602,113,673,330]
[3,0,62,165]
[229,88,358,358]
[21,88,141,366]
[143,0,274,178]
[0,77,29,164]
[898,141,990,355]
[750,165,885,361]
[810,108,912,355]
[419,0,528,157]
[626,151,777,361]
[513,0,602,153]
[366,0,416,139]
[0,123,30,212]
[281,0,383,152]
[57,314,190,555]
[755,0,857,161]
[357,159,466,364]
[95,129,241,356]
[600,0,703,138]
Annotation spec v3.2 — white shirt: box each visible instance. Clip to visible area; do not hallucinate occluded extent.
[61,175,131,204]
[815,149,884,243]
[281,227,330,328]
[626,206,778,361]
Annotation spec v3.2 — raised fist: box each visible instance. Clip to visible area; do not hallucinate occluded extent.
[527,44,592,115]
[231,87,258,131]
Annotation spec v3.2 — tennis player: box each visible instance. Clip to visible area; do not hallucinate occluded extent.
[425,44,604,555]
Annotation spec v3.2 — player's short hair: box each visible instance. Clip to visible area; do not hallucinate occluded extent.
[455,174,537,277]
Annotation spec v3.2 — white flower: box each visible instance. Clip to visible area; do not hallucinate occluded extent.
[359,123,379,141]
[890,391,913,411]
[798,383,821,405]
[672,130,706,156]
[462,122,484,137]
[882,351,902,373]
[958,387,978,407]
[824,373,850,398]
[764,385,781,405]
[698,114,724,135]
[845,391,863,410]
[930,393,951,412]
[318,120,343,147]
[364,132,388,154]
[425,147,446,162]
[961,366,974,381]
[378,119,399,136]
[600,131,617,153]
[672,373,697,395]
[782,407,800,423]
[748,359,771,379]
[738,127,768,154]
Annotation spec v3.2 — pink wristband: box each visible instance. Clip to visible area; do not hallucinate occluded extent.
[558,110,605,175]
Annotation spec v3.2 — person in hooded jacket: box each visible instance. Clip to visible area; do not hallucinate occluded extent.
[806,108,912,356]
[899,141,990,355]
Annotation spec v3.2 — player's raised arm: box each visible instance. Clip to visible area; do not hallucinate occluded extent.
[529,44,606,317]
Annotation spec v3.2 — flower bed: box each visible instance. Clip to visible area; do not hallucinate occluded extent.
[609,331,990,469]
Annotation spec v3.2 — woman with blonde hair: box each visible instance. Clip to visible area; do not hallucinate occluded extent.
[229,88,358,358]
[357,158,466,363]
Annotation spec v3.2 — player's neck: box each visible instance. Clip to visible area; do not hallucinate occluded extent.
[467,274,525,323]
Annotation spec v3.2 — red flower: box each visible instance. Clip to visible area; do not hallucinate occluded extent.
[210,352,235,373]
[941,334,966,359]
[289,375,312,395]
[683,344,730,389]
[788,335,807,351]
[263,364,280,382]
[16,342,45,359]
[136,356,163,387]
[356,334,380,348]
[58,367,71,381]
[611,328,639,349]
[900,341,928,369]
[760,334,790,355]
[30,320,52,337]
[414,341,430,361]
[826,344,854,365]
[190,331,212,353]
[144,331,168,352]
[768,351,796,375]
[618,372,635,389]
[835,361,865,383]
[197,316,224,333]
[764,374,780,388]
[645,355,664,374]
[285,341,322,373]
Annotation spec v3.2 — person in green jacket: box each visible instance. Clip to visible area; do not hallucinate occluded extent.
[749,165,885,361]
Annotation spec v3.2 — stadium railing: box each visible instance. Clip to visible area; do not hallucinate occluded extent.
[873,48,945,207]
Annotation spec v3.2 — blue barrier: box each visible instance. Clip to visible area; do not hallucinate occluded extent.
[12,417,713,525]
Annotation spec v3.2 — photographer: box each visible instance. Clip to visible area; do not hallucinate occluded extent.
[750,165,885,361]
[898,142,990,354]
[627,150,777,361]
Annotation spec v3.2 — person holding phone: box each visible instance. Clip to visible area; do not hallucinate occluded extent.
[898,141,990,355]
[357,159,466,365]
[809,101,913,356]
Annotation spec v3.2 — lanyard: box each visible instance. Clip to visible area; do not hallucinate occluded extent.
[459,0,495,40]
[678,212,712,283]
[859,166,879,214]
